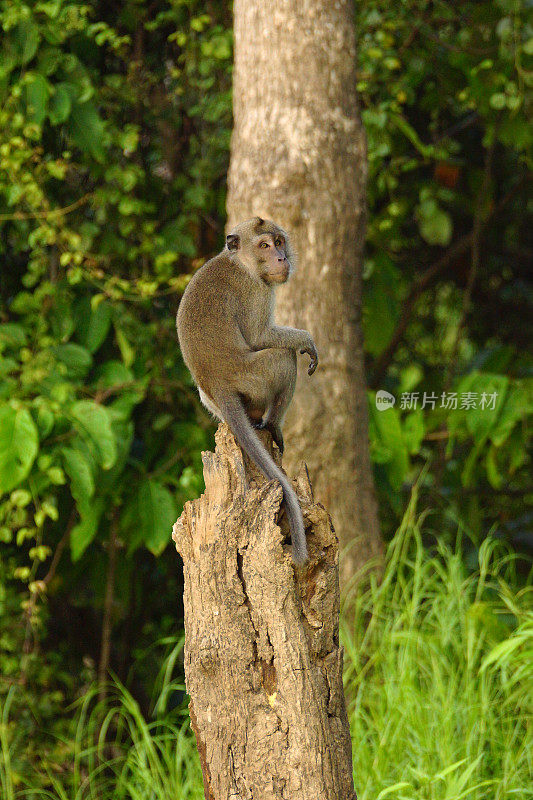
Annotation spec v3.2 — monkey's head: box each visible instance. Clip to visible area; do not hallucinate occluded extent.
[225,217,293,285]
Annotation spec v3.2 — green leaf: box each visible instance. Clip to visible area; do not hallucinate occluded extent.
[71,401,117,470]
[464,374,509,442]
[38,45,62,76]
[0,323,27,348]
[114,326,135,367]
[0,405,39,494]
[403,409,425,455]
[93,360,134,389]
[485,443,503,490]
[96,419,133,492]
[480,633,528,672]
[398,364,423,394]
[497,114,533,150]
[49,82,72,124]
[152,413,173,432]
[67,100,105,162]
[0,40,17,77]
[461,438,487,488]
[49,290,75,340]
[369,440,393,465]
[61,447,95,503]
[77,300,112,353]
[363,256,400,356]
[0,357,17,378]
[70,497,104,561]
[490,383,526,447]
[391,113,434,158]
[53,343,93,378]
[12,20,40,65]
[22,73,49,125]
[33,400,54,438]
[178,465,203,499]
[416,198,453,246]
[368,398,409,490]
[125,480,177,556]
[507,427,527,473]
[108,387,145,421]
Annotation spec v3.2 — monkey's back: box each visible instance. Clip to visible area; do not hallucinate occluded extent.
[176,254,260,394]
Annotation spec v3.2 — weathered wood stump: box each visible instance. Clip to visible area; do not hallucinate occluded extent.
[172,423,356,800]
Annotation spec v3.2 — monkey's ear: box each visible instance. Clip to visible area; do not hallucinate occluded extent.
[226,233,240,251]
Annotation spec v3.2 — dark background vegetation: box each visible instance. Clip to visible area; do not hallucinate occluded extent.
[0,0,531,795]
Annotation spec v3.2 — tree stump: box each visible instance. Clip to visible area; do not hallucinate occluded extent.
[172,424,356,800]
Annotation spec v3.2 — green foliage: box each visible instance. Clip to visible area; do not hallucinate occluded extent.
[343,496,532,800]
[0,644,204,799]
[358,0,532,543]
[0,0,231,765]
[0,404,39,493]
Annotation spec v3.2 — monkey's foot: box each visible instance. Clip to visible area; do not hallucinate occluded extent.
[252,419,284,454]
[265,423,284,454]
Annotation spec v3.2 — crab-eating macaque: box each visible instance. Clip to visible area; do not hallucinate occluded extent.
[176,217,318,564]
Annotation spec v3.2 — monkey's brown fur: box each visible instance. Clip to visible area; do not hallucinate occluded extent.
[176,217,318,563]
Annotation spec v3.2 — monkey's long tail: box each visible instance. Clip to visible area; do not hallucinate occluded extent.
[215,393,308,564]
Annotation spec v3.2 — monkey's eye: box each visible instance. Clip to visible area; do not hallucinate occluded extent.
[274,238,283,247]
[259,242,269,248]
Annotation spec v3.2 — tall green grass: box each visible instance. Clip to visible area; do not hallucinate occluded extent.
[343,496,532,800]
[1,502,531,799]
[1,640,204,800]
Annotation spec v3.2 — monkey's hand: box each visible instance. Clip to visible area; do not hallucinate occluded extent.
[299,336,318,375]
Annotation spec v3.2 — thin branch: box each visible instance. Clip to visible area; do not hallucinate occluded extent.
[424,429,449,441]
[20,510,76,684]
[398,23,421,55]
[98,519,119,703]
[42,509,76,586]
[93,380,142,403]
[0,193,92,222]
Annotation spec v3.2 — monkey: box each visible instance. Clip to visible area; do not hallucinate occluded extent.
[176,217,318,564]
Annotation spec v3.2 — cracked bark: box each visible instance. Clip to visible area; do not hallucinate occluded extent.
[173,424,356,800]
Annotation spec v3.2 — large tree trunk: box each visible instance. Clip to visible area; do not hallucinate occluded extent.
[173,425,356,800]
[227,0,382,586]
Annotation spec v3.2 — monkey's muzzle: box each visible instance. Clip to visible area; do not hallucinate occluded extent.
[268,266,290,284]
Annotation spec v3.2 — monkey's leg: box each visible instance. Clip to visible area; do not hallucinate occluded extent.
[240,397,267,425]
[247,349,297,454]
[199,388,223,421]
[263,380,296,454]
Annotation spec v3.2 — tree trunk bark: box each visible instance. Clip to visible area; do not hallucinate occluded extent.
[173,424,356,800]
[226,0,382,586]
